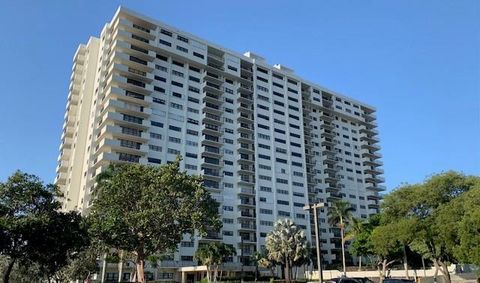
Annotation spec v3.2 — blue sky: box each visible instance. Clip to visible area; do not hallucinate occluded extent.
[0,0,478,190]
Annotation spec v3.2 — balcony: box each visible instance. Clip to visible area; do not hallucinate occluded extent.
[238,175,255,185]
[361,143,381,152]
[360,135,380,143]
[237,143,254,154]
[239,210,255,219]
[237,132,253,143]
[239,198,256,207]
[237,102,253,113]
[361,150,382,160]
[237,164,255,173]
[202,112,222,125]
[238,83,253,94]
[238,187,255,196]
[203,101,223,115]
[202,81,223,95]
[110,75,153,95]
[320,121,335,130]
[202,168,222,180]
[203,71,223,85]
[365,174,385,184]
[203,91,222,104]
[363,159,383,167]
[202,123,222,136]
[207,53,224,65]
[365,184,387,192]
[202,145,222,158]
[237,112,253,122]
[321,129,335,138]
[111,51,154,72]
[201,134,221,147]
[238,154,254,164]
[97,138,148,156]
[237,122,254,133]
[360,127,379,135]
[239,222,256,231]
[102,99,150,118]
[320,112,335,122]
[364,167,384,175]
[321,138,336,147]
[238,93,253,103]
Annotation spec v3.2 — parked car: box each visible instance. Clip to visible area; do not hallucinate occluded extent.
[325,277,375,283]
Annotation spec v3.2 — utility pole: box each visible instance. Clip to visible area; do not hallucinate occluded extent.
[304,203,326,283]
[241,236,244,283]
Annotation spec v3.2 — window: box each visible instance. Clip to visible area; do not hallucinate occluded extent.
[149,145,162,152]
[169,125,181,132]
[168,136,181,143]
[150,132,162,139]
[193,52,204,59]
[176,46,188,53]
[177,35,189,43]
[156,54,168,61]
[151,121,163,127]
[260,209,273,215]
[159,39,171,46]
[153,97,165,104]
[148,157,161,164]
[260,186,272,192]
[170,102,183,110]
[161,29,172,36]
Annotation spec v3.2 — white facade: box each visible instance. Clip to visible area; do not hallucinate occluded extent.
[55,7,384,279]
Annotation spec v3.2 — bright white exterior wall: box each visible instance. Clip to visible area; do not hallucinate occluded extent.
[55,6,384,279]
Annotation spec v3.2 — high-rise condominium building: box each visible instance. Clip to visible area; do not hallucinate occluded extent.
[55,7,384,280]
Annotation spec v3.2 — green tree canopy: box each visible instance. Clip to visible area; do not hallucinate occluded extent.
[88,159,221,283]
[195,242,236,283]
[0,171,88,283]
[379,171,480,283]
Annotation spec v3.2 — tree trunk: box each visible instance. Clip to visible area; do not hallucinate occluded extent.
[136,253,146,283]
[206,266,211,283]
[439,260,451,283]
[381,259,387,283]
[285,262,291,283]
[213,265,218,283]
[433,260,439,283]
[341,225,347,277]
[118,250,124,283]
[3,257,15,283]
[101,253,108,283]
[358,256,362,271]
[403,245,409,279]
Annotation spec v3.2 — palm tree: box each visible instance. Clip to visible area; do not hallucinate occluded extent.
[265,219,308,283]
[345,217,365,271]
[195,242,236,283]
[327,200,355,276]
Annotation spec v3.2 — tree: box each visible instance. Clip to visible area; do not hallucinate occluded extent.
[327,200,355,276]
[345,217,365,271]
[30,211,90,281]
[437,184,480,278]
[88,159,221,283]
[265,218,308,283]
[195,242,236,283]
[251,251,263,281]
[380,171,480,283]
[0,171,88,283]
[254,248,276,278]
